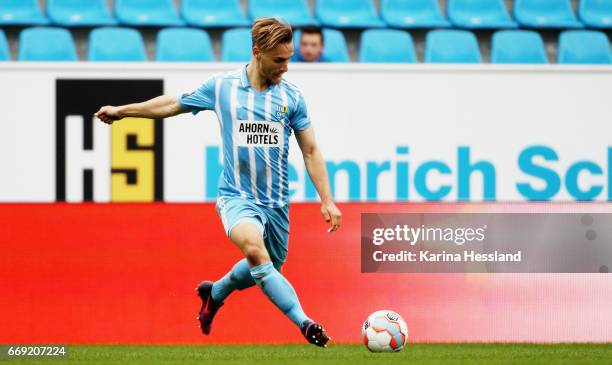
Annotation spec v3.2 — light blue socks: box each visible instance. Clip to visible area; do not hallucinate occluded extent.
[211,259,255,304]
[211,260,310,328]
[250,262,310,327]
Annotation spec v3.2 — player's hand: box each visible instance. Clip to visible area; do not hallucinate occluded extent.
[321,201,341,233]
[95,105,122,125]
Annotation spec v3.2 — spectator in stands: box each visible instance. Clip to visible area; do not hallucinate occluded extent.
[296,26,326,62]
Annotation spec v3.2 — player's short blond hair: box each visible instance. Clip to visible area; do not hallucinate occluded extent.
[251,18,293,52]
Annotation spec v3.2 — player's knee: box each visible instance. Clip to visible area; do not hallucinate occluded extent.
[243,242,269,265]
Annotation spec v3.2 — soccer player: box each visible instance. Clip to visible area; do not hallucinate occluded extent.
[295,26,327,63]
[94,18,341,348]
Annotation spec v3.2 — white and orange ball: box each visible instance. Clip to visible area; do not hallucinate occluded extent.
[361,310,409,352]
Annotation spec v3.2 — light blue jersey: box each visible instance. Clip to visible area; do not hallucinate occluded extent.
[179,65,311,207]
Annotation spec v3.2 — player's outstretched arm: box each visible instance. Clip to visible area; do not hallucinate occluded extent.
[296,126,342,233]
[95,95,187,125]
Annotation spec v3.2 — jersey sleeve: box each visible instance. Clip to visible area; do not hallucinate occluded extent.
[290,91,311,131]
[178,75,217,115]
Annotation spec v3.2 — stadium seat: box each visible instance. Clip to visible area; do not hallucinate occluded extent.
[0,0,49,25]
[115,0,184,26]
[320,29,350,62]
[558,30,612,64]
[579,0,612,28]
[359,29,416,63]
[316,0,385,28]
[181,0,250,27]
[47,0,117,26]
[221,28,252,62]
[0,30,9,61]
[18,27,78,61]
[88,27,147,61]
[381,0,451,28]
[513,0,584,28]
[156,28,214,62]
[425,30,482,63]
[293,28,350,62]
[249,0,317,26]
[490,30,548,64]
[448,0,518,28]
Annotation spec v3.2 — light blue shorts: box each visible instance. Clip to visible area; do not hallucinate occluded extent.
[216,195,290,268]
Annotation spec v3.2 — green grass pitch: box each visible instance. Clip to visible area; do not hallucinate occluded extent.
[7,344,612,365]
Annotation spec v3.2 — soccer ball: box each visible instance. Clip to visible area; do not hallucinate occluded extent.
[361,310,408,352]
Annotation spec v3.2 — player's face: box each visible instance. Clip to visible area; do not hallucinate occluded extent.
[299,33,324,62]
[256,42,294,85]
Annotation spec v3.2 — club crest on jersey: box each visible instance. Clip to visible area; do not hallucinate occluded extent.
[275,104,288,120]
[235,120,283,147]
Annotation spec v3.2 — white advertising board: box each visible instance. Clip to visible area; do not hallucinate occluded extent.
[0,63,611,202]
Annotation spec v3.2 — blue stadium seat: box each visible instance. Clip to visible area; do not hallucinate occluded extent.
[156,28,214,62]
[0,0,49,25]
[491,30,548,64]
[558,30,612,64]
[381,0,451,28]
[48,0,117,26]
[448,0,518,28]
[115,0,184,26]
[249,0,317,26]
[0,30,10,61]
[359,29,416,63]
[181,0,249,27]
[425,30,482,63]
[88,27,147,61]
[18,27,78,61]
[293,28,350,62]
[318,28,350,62]
[316,0,385,28]
[221,28,252,62]
[579,0,612,28]
[514,0,583,28]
